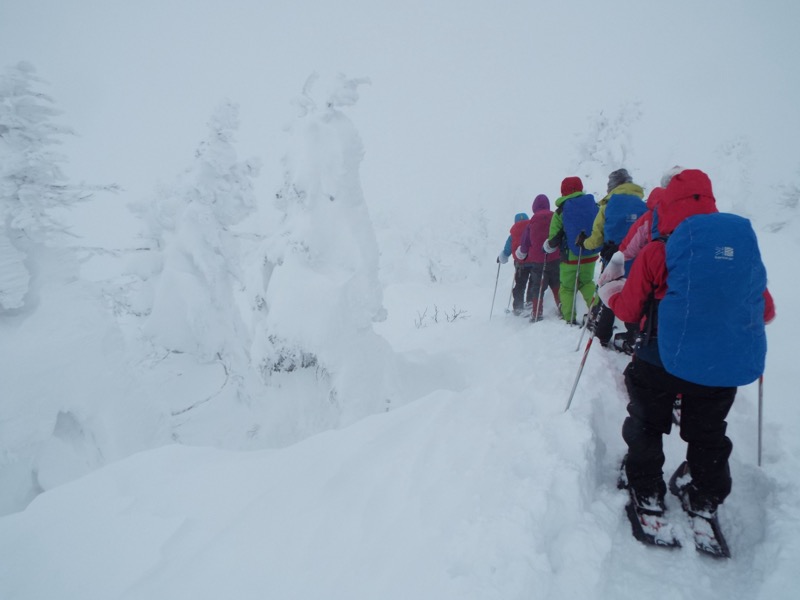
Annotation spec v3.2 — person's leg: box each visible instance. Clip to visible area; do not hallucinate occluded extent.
[511,265,526,312]
[546,262,560,311]
[559,263,577,322]
[578,261,597,309]
[679,384,737,511]
[593,300,615,346]
[523,266,536,305]
[622,358,676,504]
[529,263,545,319]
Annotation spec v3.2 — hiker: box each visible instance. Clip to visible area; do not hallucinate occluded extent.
[614,187,664,265]
[514,194,560,321]
[611,167,683,266]
[598,186,664,353]
[543,176,599,324]
[597,168,775,542]
[497,212,535,315]
[576,168,646,347]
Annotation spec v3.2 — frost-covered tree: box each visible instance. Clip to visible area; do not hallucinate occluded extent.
[762,164,800,236]
[0,61,79,238]
[0,61,114,310]
[255,73,400,424]
[140,100,261,365]
[571,102,643,194]
[713,136,753,216]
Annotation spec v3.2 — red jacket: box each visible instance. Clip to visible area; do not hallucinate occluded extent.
[609,170,776,327]
[619,187,664,261]
[510,219,536,264]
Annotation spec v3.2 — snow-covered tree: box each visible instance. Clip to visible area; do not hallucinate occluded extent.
[571,102,643,195]
[140,100,261,364]
[0,61,79,237]
[256,73,399,424]
[713,136,753,216]
[0,61,114,311]
[763,164,800,236]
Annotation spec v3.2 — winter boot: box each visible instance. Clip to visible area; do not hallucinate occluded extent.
[613,332,635,355]
[668,462,718,518]
[668,461,730,557]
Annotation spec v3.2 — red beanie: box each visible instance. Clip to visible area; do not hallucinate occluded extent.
[561,176,583,197]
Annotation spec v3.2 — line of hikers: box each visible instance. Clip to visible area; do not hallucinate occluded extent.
[497,166,776,552]
[498,168,650,343]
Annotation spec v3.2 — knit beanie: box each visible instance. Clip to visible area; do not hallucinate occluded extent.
[607,168,632,192]
[560,176,583,197]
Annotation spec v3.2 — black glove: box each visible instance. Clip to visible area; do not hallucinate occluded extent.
[600,242,619,264]
[575,231,588,249]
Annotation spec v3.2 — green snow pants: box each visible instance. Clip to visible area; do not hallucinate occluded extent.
[559,260,597,323]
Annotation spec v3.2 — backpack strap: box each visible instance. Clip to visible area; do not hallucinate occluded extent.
[639,236,669,349]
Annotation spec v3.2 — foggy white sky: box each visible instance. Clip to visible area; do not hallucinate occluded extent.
[2,0,799,218]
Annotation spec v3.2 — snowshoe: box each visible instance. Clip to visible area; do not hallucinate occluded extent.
[668,462,731,558]
[624,488,681,549]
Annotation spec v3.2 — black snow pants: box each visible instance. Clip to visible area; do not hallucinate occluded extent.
[512,264,536,311]
[622,356,737,509]
[528,260,560,319]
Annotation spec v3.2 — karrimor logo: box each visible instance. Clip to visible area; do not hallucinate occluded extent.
[714,246,735,260]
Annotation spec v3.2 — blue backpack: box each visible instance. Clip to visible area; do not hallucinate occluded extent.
[658,213,767,387]
[604,194,647,245]
[562,194,599,257]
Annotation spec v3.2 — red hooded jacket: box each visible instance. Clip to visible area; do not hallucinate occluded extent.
[608,170,775,327]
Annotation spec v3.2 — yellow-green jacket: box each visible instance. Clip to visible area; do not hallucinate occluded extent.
[582,182,645,250]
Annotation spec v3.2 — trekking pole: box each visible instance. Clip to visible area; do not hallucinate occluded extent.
[565,335,594,412]
[533,253,548,321]
[489,262,501,320]
[575,285,599,351]
[570,245,583,324]
[758,374,764,467]
[506,265,518,314]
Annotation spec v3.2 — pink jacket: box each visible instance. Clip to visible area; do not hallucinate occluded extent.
[619,187,664,261]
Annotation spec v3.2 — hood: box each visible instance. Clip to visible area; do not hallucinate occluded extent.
[531,194,550,213]
[514,212,529,223]
[646,187,665,210]
[560,176,583,197]
[657,169,717,235]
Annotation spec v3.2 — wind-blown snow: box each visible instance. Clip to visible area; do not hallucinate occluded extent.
[1,2,799,599]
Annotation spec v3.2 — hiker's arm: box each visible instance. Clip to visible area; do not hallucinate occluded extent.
[582,205,606,250]
[764,289,776,324]
[606,242,666,323]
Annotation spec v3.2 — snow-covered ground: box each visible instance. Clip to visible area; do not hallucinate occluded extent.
[1,2,799,598]
[1,262,798,599]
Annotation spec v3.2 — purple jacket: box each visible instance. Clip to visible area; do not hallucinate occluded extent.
[518,195,560,263]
